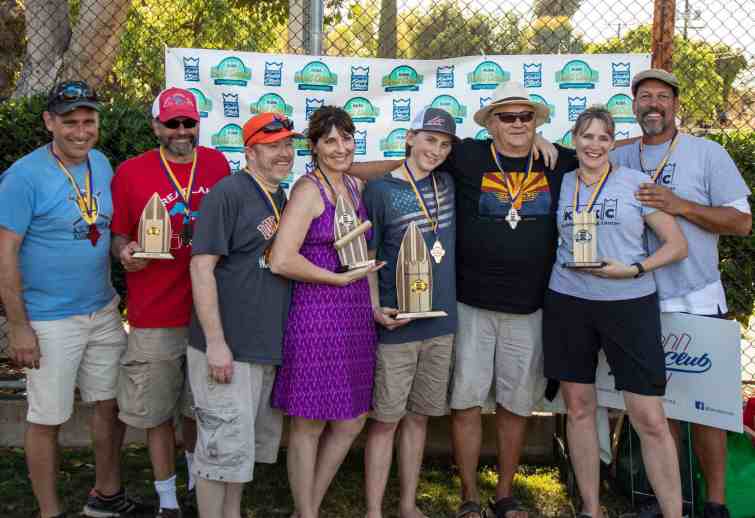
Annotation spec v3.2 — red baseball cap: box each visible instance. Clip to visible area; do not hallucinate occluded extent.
[243,113,300,146]
[152,87,200,123]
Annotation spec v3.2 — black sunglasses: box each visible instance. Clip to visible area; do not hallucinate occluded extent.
[493,111,535,124]
[162,118,198,129]
[48,81,98,105]
[245,116,294,144]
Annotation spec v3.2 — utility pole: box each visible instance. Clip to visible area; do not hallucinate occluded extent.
[652,0,677,70]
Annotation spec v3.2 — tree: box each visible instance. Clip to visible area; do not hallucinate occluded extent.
[377,0,397,58]
[524,16,585,54]
[533,0,581,18]
[0,0,23,98]
[324,3,378,57]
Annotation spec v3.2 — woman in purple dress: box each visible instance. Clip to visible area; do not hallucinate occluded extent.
[270,106,382,518]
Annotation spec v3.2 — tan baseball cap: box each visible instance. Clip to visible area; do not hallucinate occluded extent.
[631,68,680,95]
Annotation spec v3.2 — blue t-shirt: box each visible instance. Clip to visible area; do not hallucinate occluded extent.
[363,169,457,344]
[0,145,116,320]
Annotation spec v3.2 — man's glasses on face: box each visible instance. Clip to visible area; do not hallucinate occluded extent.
[163,118,198,129]
[492,111,535,124]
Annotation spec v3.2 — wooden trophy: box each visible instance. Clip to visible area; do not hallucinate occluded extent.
[564,210,604,268]
[133,193,174,259]
[395,221,448,319]
[334,195,374,270]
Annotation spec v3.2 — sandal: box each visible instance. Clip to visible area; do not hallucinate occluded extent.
[456,500,486,518]
[488,496,527,518]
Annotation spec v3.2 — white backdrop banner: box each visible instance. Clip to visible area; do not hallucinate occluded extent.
[165,48,650,187]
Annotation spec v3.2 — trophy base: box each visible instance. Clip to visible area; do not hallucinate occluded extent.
[395,310,448,320]
[563,261,606,269]
[133,251,175,260]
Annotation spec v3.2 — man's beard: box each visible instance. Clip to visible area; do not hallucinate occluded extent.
[638,107,669,137]
[161,136,197,157]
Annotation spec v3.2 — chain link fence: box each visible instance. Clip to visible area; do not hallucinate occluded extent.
[0,0,753,397]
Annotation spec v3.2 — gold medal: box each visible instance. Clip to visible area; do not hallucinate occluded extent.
[49,145,100,246]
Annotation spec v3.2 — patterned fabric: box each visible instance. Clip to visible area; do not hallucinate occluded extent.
[272,174,377,420]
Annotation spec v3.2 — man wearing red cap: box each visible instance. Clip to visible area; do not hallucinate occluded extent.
[111,87,230,517]
[188,113,296,518]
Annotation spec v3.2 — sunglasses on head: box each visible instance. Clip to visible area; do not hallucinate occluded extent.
[162,118,198,129]
[493,111,535,124]
[245,116,294,144]
[49,81,98,105]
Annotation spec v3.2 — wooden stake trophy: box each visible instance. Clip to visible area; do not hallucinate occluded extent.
[395,222,448,319]
[333,195,374,270]
[133,193,174,259]
[563,165,611,269]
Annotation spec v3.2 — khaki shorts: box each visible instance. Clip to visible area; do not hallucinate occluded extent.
[117,327,194,429]
[371,334,454,423]
[26,297,127,426]
[188,347,282,484]
[449,302,546,416]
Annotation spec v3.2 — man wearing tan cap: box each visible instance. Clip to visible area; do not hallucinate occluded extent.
[111,87,230,516]
[351,82,575,518]
[188,113,295,518]
[611,69,751,518]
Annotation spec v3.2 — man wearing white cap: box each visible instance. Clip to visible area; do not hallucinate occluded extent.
[611,69,751,518]
[111,87,230,517]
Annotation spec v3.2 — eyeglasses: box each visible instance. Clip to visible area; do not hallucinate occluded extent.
[48,81,98,105]
[492,111,535,124]
[245,116,294,145]
[162,118,198,129]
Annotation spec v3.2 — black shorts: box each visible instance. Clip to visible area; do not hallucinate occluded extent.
[543,289,666,396]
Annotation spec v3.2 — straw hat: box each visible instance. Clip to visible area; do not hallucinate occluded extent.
[473,81,550,127]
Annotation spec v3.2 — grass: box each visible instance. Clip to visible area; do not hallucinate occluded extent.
[0,445,636,518]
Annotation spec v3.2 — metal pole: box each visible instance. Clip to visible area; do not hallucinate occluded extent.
[309,0,324,56]
[651,0,677,70]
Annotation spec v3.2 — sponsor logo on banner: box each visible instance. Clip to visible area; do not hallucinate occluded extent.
[227,159,241,174]
[280,171,298,190]
[555,59,599,89]
[382,65,423,92]
[606,94,636,123]
[250,93,293,116]
[304,162,316,174]
[305,98,325,119]
[222,93,240,118]
[616,129,630,140]
[211,124,244,152]
[354,130,367,155]
[264,61,283,87]
[611,62,631,87]
[293,136,312,156]
[380,128,408,157]
[436,65,455,88]
[430,95,467,123]
[344,97,380,123]
[210,57,252,86]
[558,130,574,148]
[568,96,588,121]
[523,63,543,88]
[475,129,490,140]
[392,98,411,122]
[183,57,200,82]
[528,94,554,123]
[467,60,510,90]
[295,61,338,91]
[187,88,212,117]
[350,66,370,91]
[479,96,492,108]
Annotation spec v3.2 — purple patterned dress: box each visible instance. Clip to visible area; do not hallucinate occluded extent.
[272,174,377,420]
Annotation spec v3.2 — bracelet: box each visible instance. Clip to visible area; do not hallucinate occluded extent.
[631,262,645,278]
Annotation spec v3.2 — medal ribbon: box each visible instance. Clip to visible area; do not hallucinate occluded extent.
[490,143,534,209]
[158,147,197,221]
[246,168,281,223]
[639,131,679,184]
[572,163,612,214]
[315,169,360,213]
[49,144,97,225]
[401,161,440,234]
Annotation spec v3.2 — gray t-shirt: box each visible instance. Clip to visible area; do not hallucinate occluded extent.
[610,134,750,299]
[188,173,291,365]
[549,165,658,301]
[363,169,457,344]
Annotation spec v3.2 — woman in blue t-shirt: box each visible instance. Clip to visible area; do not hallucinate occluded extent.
[544,106,688,518]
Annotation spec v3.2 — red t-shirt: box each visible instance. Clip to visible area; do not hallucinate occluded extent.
[111,146,230,328]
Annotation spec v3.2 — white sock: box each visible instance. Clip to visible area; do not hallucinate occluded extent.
[154,474,179,510]
[185,451,195,491]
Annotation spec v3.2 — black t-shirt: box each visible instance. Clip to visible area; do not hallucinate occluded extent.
[188,173,291,365]
[445,138,577,313]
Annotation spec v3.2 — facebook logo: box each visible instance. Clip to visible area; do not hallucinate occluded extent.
[695,401,705,411]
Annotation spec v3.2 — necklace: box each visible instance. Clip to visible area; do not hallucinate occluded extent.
[490,143,534,230]
[49,144,100,246]
[401,161,444,263]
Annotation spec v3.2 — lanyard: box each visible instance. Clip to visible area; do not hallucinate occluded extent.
[490,143,534,209]
[158,147,197,219]
[49,145,96,225]
[246,168,281,223]
[639,131,679,184]
[572,163,612,214]
[401,161,440,234]
[315,169,359,211]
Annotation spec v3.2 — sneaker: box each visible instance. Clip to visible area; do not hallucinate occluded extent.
[82,488,148,517]
[703,502,731,518]
[156,509,182,518]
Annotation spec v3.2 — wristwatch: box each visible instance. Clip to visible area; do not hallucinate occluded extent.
[632,262,645,278]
